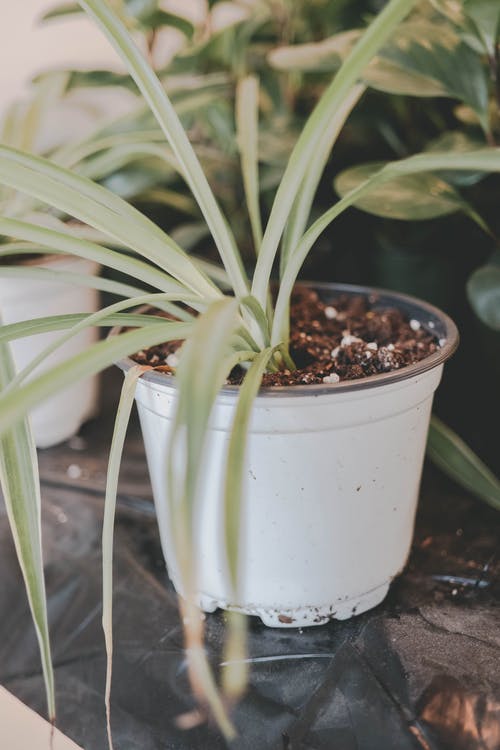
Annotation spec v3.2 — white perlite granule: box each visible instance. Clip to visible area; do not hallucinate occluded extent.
[324,306,338,320]
[341,334,362,346]
[166,353,179,368]
[323,373,340,384]
[67,464,82,480]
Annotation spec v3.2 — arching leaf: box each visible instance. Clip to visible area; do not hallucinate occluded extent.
[365,20,490,130]
[334,162,467,220]
[428,416,500,511]
[467,264,500,331]
[268,30,360,73]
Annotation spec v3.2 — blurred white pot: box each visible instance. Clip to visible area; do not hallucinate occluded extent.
[119,283,458,628]
[0,255,100,448]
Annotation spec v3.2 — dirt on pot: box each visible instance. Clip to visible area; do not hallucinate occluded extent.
[132,288,440,386]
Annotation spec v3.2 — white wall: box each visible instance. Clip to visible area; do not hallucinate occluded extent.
[0,0,121,114]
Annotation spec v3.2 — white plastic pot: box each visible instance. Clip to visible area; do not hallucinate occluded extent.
[0,255,100,448]
[119,283,458,628]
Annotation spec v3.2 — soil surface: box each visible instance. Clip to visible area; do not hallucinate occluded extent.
[132,288,440,386]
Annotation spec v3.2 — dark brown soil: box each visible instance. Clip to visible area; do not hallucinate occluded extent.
[132,288,440,386]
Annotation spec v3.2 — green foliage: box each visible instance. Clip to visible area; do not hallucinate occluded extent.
[467,262,500,330]
[0,341,55,721]
[428,416,500,511]
[366,20,490,128]
[334,163,469,220]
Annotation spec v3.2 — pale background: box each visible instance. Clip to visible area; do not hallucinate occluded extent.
[0,0,233,120]
[0,0,121,115]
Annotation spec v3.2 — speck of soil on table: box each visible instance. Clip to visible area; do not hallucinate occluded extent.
[132,288,440,386]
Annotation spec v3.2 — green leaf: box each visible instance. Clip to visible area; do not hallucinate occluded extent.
[168,299,240,740]
[252,0,419,310]
[427,416,500,511]
[63,69,136,91]
[272,148,500,345]
[42,3,82,21]
[79,142,178,182]
[100,163,168,200]
[135,188,198,216]
[0,322,191,437]
[224,347,274,589]
[170,299,240,513]
[236,76,263,253]
[221,611,247,702]
[0,146,219,299]
[0,339,55,721]
[57,129,167,169]
[365,20,490,129]
[424,131,487,186]
[78,0,249,301]
[463,0,500,57]
[239,296,270,347]
[467,264,500,330]
[0,311,171,347]
[140,10,194,37]
[102,364,146,750]
[280,83,365,273]
[0,216,192,296]
[0,265,149,299]
[268,30,360,73]
[334,162,468,220]
[0,295,195,395]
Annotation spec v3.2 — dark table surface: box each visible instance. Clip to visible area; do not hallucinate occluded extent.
[1,371,499,750]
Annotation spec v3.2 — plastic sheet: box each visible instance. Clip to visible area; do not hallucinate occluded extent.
[1,380,499,749]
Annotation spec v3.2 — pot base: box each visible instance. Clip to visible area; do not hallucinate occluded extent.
[197,581,390,628]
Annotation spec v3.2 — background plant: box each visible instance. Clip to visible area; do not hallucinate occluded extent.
[1,0,500,743]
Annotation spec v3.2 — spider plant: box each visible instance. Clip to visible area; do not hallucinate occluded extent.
[43,0,500,497]
[2,0,500,742]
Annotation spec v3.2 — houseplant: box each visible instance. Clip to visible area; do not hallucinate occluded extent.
[44,0,500,491]
[1,0,500,741]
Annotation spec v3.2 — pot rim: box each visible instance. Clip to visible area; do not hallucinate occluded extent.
[113,281,459,397]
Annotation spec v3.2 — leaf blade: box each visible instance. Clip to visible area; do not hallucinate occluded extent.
[102,364,147,750]
[427,416,500,511]
[236,76,263,253]
[78,0,249,300]
[0,339,55,720]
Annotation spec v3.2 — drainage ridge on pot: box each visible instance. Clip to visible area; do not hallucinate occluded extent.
[114,282,458,628]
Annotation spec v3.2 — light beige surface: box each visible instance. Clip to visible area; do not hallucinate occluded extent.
[0,687,83,750]
[0,0,119,114]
